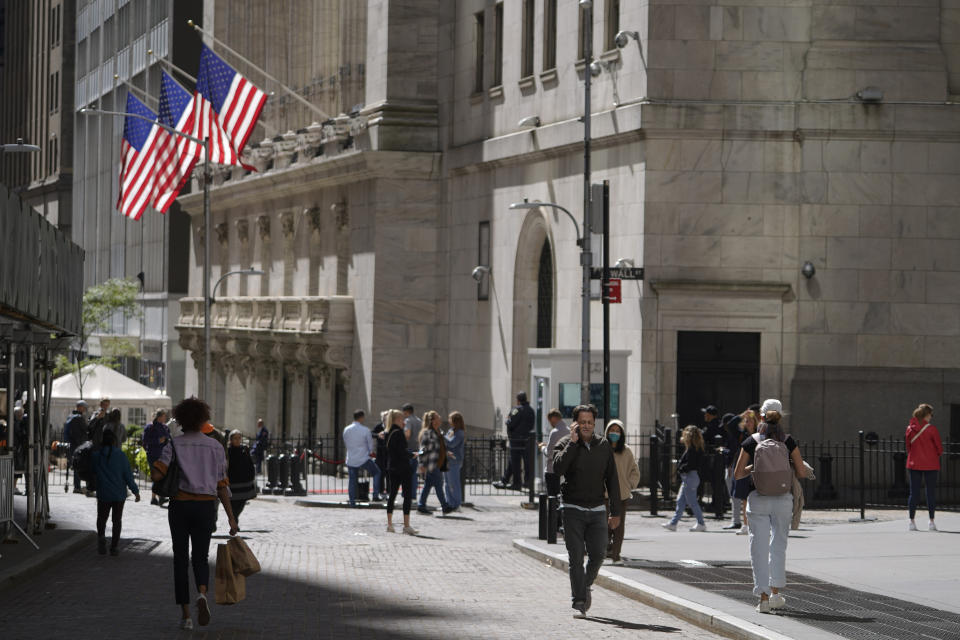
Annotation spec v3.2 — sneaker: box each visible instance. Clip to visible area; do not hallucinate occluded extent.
[441,506,455,515]
[196,594,211,626]
[150,496,159,505]
[572,601,587,618]
[492,481,507,490]
[689,523,707,532]
[402,525,419,536]
[769,593,786,609]
[737,525,749,535]
[909,520,918,531]
[929,521,938,531]
[109,547,119,557]
[585,588,592,613]
[386,524,396,533]
[722,523,741,530]
[73,487,84,494]
[97,539,107,555]
[416,506,432,515]
[756,599,771,613]
[179,618,193,630]
[661,522,677,531]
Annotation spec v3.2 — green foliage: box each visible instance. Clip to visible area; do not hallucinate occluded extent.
[122,440,151,477]
[126,424,144,440]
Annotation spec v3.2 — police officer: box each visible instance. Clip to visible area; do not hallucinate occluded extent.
[494,391,536,490]
[64,400,89,493]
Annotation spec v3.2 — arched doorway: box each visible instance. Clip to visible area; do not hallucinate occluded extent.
[512,212,555,395]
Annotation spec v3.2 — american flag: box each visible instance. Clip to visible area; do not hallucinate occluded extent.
[195,43,267,156]
[152,71,200,213]
[117,92,161,220]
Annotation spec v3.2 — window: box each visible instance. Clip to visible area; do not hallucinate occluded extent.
[577,3,590,61]
[473,11,485,93]
[559,383,620,420]
[127,407,146,427]
[50,5,61,46]
[493,3,504,86]
[49,72,60,112]
[478,221,490,300]
[543,0,557,71]
[521,0,535,79]
[604,0,620,52]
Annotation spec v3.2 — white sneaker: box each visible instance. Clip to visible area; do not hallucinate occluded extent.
[756,599,771,613]
[179,618,193,630]
[689,523,707,532]
[737,525,749,535]
[929,521,937,531]
[386,524,395,533]
[661,522,677,531]
[908,520,918,531]
[769,593,786,609]
[402,525,419,536]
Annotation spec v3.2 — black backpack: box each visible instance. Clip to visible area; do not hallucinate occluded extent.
[72,441,97,486]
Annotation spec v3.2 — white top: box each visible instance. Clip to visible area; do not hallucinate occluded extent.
[343,422,374,468]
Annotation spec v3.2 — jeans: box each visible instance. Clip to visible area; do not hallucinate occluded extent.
[96,500,125,549]
[670,471,705,526]
[444,463,462,509]
[726,466,741,525]
[562,508,608,604]
[746,492,793,597]
[409,457,419,495]
[419,468,450,510]
[908,469,938,520]
[168,500,217,605]
[387,469,413,515]
[348,459,383,505]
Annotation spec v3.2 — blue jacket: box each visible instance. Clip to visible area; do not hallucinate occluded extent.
[93,446,140,502]
[444,429,465,466]
[142,419,171,463]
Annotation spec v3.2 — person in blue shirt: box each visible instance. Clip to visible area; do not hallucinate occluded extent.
[93,429,140,555]
[142,408,171,506]
[443,411,466,511]
[343,410,382,506]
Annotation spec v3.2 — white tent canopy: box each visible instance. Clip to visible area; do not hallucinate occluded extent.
[51,364,172,436]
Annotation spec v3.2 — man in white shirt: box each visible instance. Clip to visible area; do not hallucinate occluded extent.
[343,410,382,506]
[540,408,569,496]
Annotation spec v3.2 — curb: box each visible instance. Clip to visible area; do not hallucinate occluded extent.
[512,539,794,640]
[0,530,96,591]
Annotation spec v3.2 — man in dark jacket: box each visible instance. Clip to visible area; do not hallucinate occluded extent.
[64,400,89,493]
[494,391,535,490]
[553,403,621,618]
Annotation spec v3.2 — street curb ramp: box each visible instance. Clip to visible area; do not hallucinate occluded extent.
[512,539,794,640]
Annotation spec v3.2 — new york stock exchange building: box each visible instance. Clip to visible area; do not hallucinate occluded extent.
[175,1,960,447]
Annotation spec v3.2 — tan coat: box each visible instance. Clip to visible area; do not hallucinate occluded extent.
[611,446,641,501]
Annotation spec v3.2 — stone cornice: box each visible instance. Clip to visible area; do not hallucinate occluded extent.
[650,280,793,300]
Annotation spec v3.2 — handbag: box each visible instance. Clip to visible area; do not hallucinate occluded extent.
[152,440,181,498]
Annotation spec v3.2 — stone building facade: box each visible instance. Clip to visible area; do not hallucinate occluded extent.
[177,0,960,444]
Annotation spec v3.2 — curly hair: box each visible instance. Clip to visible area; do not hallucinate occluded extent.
[173,397,211,433]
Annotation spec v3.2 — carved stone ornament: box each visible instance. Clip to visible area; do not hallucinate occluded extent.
[257,215,271,242]
[215,222,229,248]
[281,211,296,240]
[305,207,323,235]
[236,218,250,246]
[331,202,348,230]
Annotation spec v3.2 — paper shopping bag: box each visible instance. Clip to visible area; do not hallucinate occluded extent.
[227,537,261,577]
[215,543,246,605]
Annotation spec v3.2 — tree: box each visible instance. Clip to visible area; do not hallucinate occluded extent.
[54,278,142,399]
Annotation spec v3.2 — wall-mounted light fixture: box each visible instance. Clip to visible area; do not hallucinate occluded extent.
[856,87,883,103]
[801,261,816,279]
[517,115,541,128]
[471,265,490,282]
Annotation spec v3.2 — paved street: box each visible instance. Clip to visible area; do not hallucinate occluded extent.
[1,492,721,639]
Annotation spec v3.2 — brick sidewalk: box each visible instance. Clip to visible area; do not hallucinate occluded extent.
[0,493,722,639]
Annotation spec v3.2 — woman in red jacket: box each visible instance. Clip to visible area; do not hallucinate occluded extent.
[905,403,943,531]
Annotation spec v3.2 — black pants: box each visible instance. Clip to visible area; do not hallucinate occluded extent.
[386,469,413,515]
[502,442,527,488]
[69,446,82,490]
[96,500,125,549]
[908,469,938,520]
[168,500,217,605]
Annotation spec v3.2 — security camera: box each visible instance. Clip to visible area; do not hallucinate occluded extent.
[614,30,639,49]
[472,266,490,282]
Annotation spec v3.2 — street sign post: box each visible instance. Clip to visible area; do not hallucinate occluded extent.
[604,278,622,303]
[591,266,643,280]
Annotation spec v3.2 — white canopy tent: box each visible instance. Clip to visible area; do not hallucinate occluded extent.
[50,364,172,435]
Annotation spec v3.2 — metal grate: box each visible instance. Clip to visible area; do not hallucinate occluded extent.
[633,561,960,640]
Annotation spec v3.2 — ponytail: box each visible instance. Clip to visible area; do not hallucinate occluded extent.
[912,403,933,421]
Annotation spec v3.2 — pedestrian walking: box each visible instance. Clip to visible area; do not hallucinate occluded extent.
[93,430,141,556]
[372,410,389,480]
[143,408,171,506]
[721,412,743,531]
[734,399,808,613]
[103,408,127,446]
[227,430,257,526]
[151,397,238,630]
[64,400,89,493]
[343,410,383,506]
[905,403,943,531]
[604,419,640,563]
[553,404,621,618]
[734,408,760,535]
[384,409,418,535]
[662,426,707,532]
[494,391,535,490]
[402,403,422,496]
[417,410,453,515]
[443,411,466,511]
[251,418,269,473]
[540,409,569,496]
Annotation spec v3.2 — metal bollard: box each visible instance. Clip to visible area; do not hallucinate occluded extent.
[649,434,659,516]
[276,452,290,495]
[538,493,548,540]
[814,453,837,500]
[547,496,558,544]
[288,450,307,496]
[265,454,279,490]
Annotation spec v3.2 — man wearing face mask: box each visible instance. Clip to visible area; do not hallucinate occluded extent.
[553,404,621,618]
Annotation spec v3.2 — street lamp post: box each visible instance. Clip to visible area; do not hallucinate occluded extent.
[210,267,266,304]
[79,107,212,400]
[580,0,594,406]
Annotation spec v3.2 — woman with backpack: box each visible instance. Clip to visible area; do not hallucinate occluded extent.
[905,403,943,531]
[662,425,707,532]
[734,399,807,613]
[417,410,453,515]
[93,430,141,556]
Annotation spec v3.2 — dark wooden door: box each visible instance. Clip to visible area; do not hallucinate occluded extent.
[676,331,760,429]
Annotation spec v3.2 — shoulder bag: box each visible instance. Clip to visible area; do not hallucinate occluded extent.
[153,439,182,498]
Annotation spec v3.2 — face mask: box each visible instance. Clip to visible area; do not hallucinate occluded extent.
[608,433,621,442]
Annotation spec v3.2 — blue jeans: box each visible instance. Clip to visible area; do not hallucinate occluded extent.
[444,463,462,509]
[419,468,449,510]
[746,492,793,597]
[726,466,741,525]
[908,469,938,520]
[562,508,607,604]
[347,459,382,505]
[409,456,419,495]
[670,471,705,525]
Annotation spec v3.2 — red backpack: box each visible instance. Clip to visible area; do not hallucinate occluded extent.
[750,433,792,496]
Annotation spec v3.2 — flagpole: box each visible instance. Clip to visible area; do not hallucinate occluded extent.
[115,75,158,108]
[203,136,212,403]
[186,20,331,121]
[147,49,198,84]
